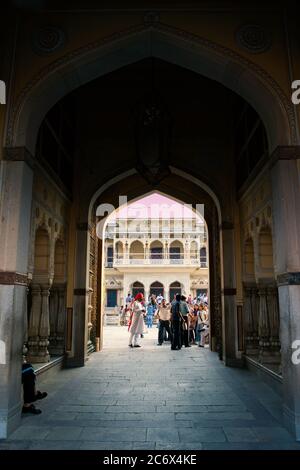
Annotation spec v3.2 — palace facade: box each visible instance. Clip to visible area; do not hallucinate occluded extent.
[103,216,209,320]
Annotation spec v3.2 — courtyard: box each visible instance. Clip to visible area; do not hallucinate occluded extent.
[1,326,299,450]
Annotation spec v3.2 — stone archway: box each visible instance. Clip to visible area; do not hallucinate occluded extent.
[6,23,294,157]
[67,170,228,367]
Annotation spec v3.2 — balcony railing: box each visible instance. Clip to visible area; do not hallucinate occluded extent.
[106,256,208,267]
[105,230,207,242]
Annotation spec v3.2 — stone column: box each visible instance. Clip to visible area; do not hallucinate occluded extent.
[49,284,66,355]
[145,241,149,260]
[49,285,59,354]
[125,242,129,263]
[270,146,300,440]
[38,284,51,362]
[221,222,239,366]
[267,286,281,360]
[66,222,89,367]
[243,284,259,355]
[0,156,33,438]
[258,286,271,362]
[56,284,66,355]
[27,283,42,361]
[164,241,169,261]
[251,286,259,352]
[184,240,190,263]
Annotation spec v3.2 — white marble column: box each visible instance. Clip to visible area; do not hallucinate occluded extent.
[271,147,300,440]
[0,157,33,438]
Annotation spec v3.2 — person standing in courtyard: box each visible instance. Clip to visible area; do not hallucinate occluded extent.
[157,299,173,345]
[198,307,210,348]
[128,292,146,348]
[171,294,182,350]
[146,296,157,328]
[180,295,191,347]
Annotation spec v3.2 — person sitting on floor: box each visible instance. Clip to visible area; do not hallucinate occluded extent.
[22,361,48,414]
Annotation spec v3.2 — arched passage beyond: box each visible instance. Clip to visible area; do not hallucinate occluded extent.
[67,170,227,367]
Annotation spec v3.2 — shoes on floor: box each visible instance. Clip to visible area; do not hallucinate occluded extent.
[133,345,141,348]
[157,343,162,346]
[128,344,133,347]
[22,404,42,415]
[198,345,204,348]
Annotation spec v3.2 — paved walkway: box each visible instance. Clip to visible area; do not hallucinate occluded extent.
[1,326,300,450]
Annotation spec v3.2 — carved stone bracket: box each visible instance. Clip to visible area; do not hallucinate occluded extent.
[277,272,300,286]
[3,146,35,169]
[0,271,28,286]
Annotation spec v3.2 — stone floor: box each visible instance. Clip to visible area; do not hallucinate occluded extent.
[1,326,300,450]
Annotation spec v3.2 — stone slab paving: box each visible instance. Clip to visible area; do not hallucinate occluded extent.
[1,326,300,450]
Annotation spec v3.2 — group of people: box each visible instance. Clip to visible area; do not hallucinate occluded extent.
[124,291,209,350]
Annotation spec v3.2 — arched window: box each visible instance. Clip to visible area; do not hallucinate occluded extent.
[169,281,182,301]
[150,281,164,298]
[150,240,163,263]
[115,241,123,260]
[200,247,207,267]
[106,245,114,267]
[132,281,145,298]
[259,227,274,272]
[169,240,183,264]
[129,240,144,262]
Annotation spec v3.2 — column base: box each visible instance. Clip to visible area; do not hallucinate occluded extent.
[259,351,281,365]
[283,405,300,441]
[245,347,259,356]
[224,357,245,368]
[49,338,65,356]
[0,402,22,439]
[26,354,50,364]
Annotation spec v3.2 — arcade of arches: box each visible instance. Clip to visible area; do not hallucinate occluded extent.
[1,2,300,443]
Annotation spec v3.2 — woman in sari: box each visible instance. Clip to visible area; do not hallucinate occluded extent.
[128,293,146,348]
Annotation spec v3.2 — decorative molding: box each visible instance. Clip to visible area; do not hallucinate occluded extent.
[3,146,35,169]
[277,272,300,286]
[32,26,66,55]
[0,272,28,286]
[236,24,272,54]
[269,145,300,168]
[5,21,296,148]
